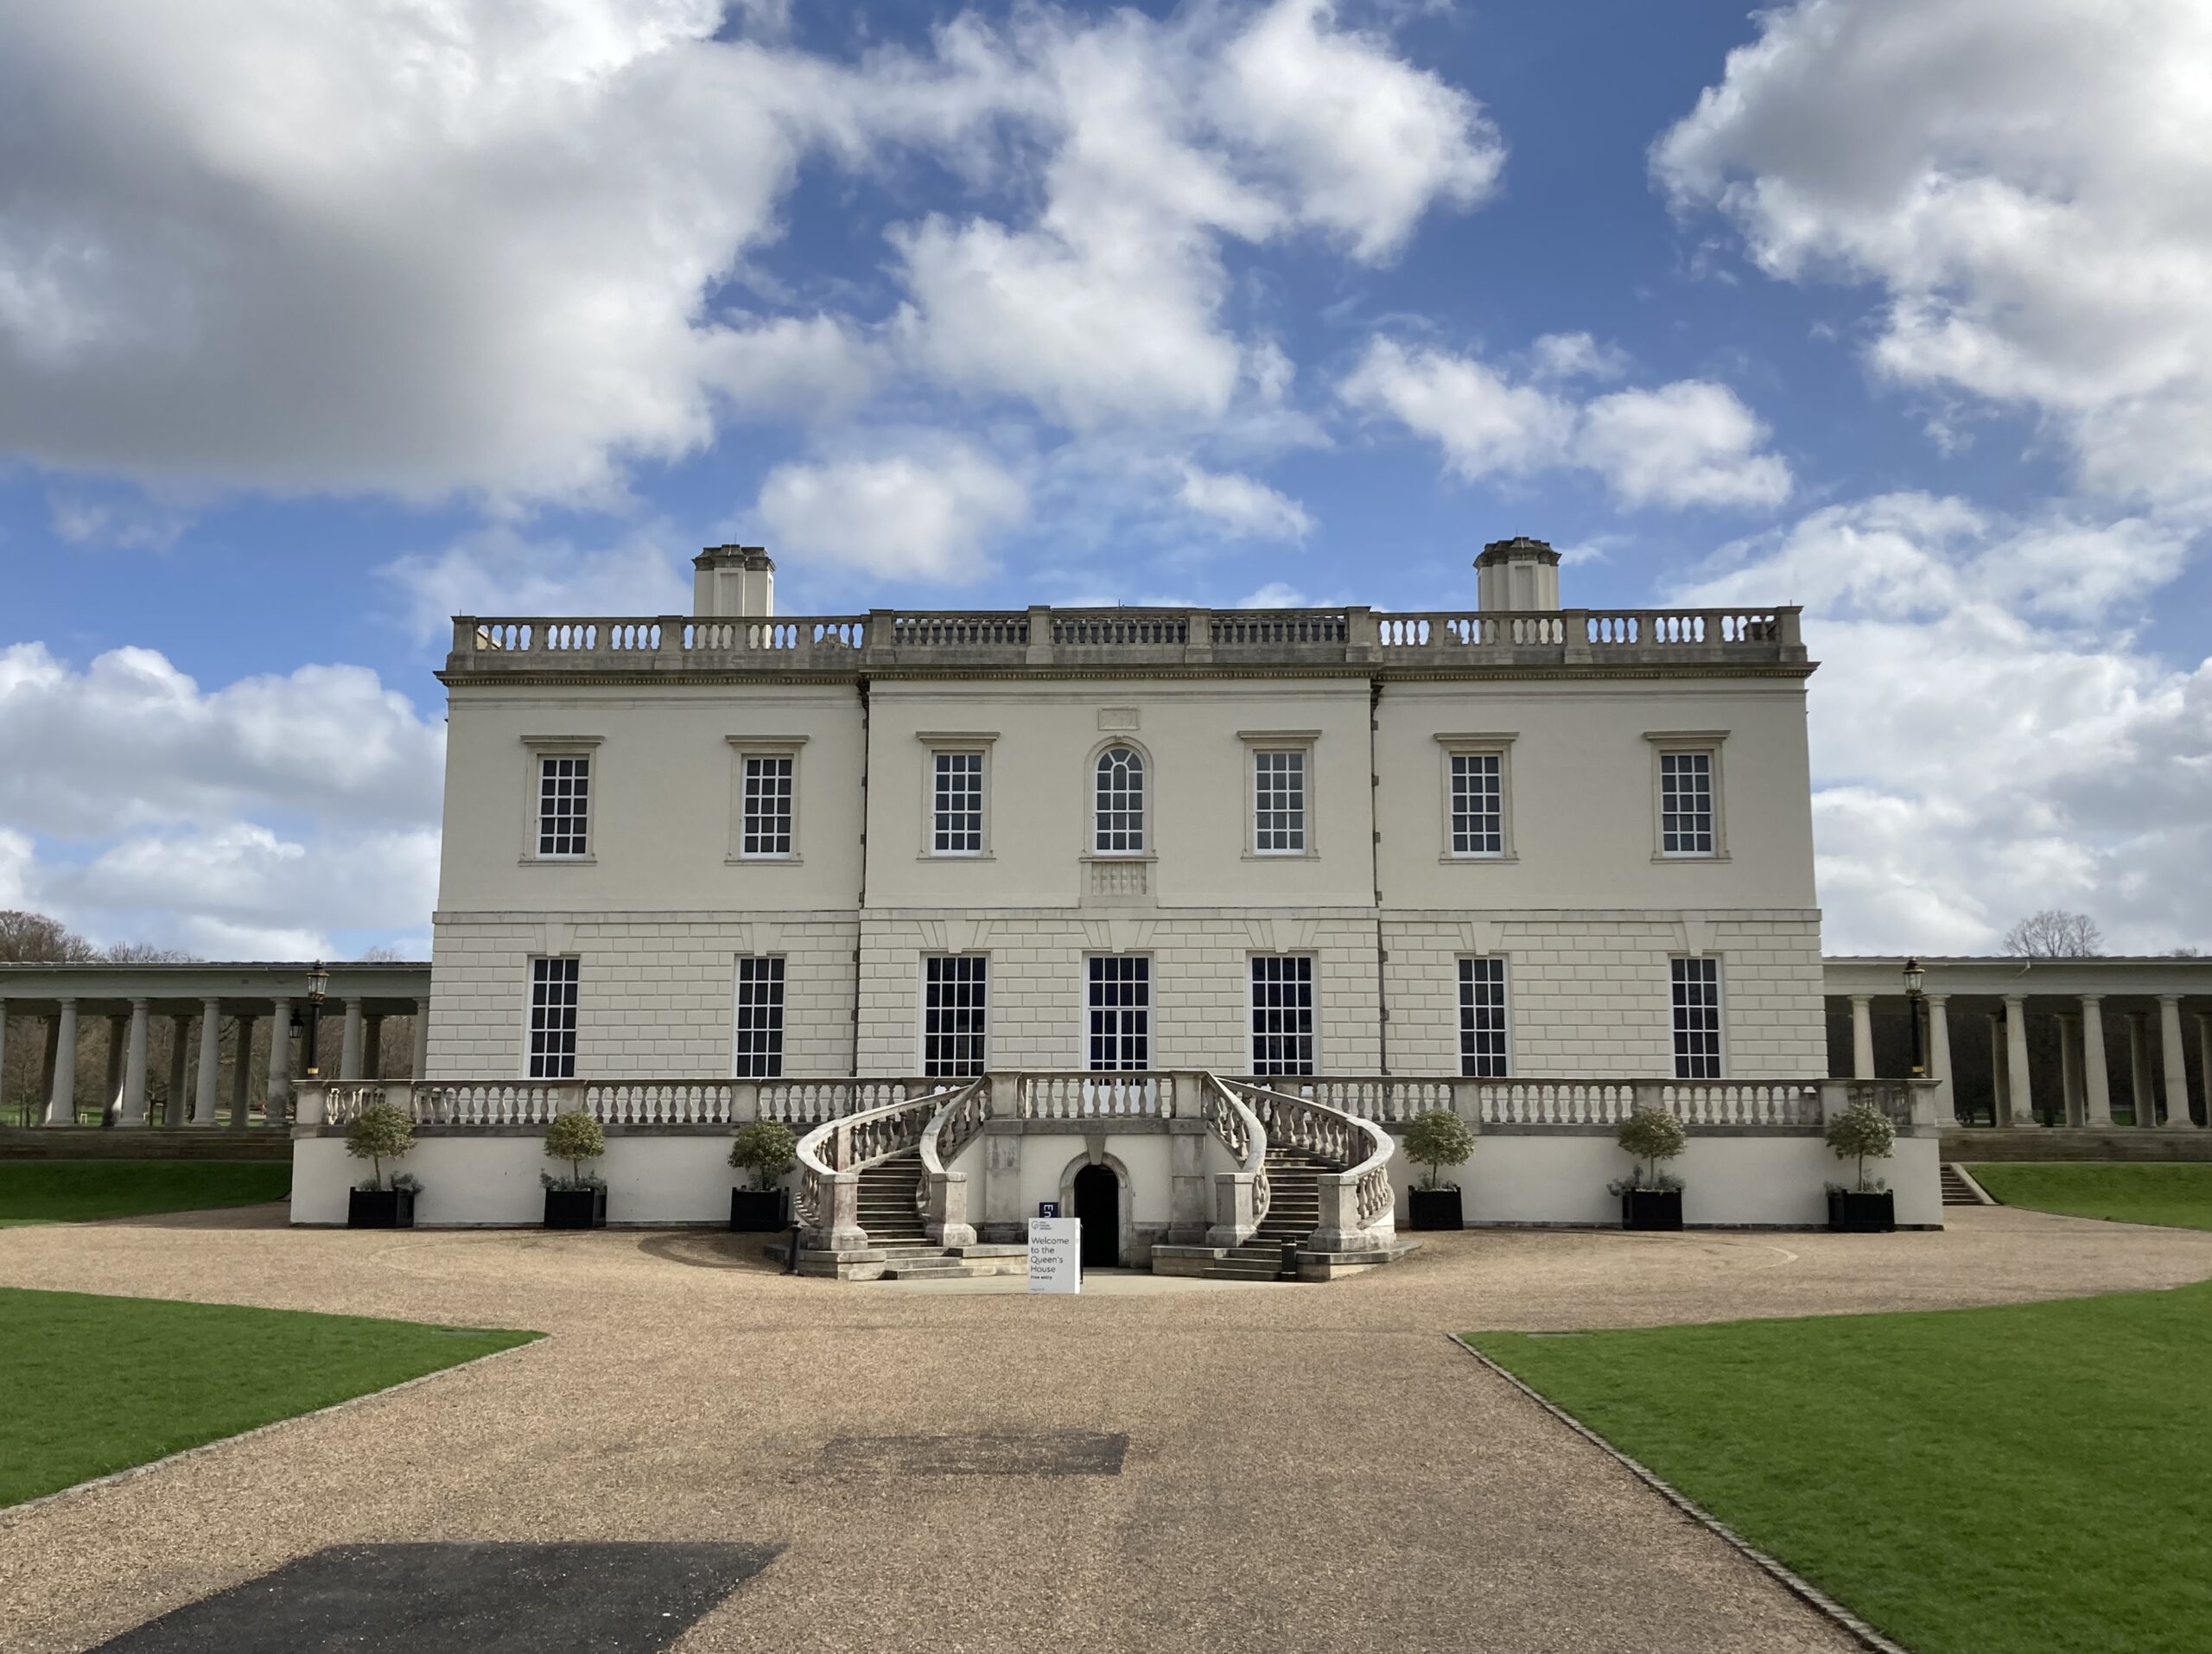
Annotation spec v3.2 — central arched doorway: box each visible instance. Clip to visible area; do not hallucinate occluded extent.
[1072,1163,1122,1269]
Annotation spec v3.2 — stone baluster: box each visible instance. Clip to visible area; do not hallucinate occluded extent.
[2158,996,2197,1128]
[42,999,79,1126]
[119,1001,150,1127]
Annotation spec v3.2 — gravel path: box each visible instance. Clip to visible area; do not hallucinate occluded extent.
[4,1206,2208,1654]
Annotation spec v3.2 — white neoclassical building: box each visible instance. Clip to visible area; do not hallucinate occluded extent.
[283,538,1948,1269]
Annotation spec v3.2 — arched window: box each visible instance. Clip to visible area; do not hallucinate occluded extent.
[1095,746,1145,854]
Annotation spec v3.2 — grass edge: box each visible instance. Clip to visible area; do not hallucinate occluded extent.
[0,1325,545,1523]
[1446,1331,1909,1654]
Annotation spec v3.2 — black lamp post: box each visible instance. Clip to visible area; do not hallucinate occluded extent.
[1903,957,1927,1078]
[302,961,330,1080]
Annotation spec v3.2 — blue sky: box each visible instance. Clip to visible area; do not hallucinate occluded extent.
[1,0,2207,958]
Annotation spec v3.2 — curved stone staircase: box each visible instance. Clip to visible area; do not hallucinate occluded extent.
[1202,1147,1331,1280]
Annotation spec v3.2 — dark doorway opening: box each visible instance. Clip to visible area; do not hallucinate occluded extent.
[1072,1164,1121,1269]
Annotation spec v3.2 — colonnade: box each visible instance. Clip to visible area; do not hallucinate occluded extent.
[2,996,429,1129]
[1843,991,2209,1128]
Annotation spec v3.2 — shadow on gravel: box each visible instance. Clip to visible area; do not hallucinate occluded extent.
[633,1231,790,1272]
[88,1542,779,1653]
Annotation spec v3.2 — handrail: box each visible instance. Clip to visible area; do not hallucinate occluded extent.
[1224,1078,1396,1248]
[793,1085,955,1237]
[918,1076,992,1177]
[1198,1072,1270,1240]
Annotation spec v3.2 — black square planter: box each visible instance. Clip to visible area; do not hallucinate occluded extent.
[729,1188,791,1232]
[544,1186,607,1230]
[1406,1186,1463,1231]
[1622,1189,1683,1231]
[348,1188,416,1229]
[1827,1189,1896,1233]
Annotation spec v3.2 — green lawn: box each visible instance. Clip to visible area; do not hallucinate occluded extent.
[1967,1162,2212,1232]
[1467,1282,2212,1654]
[0,1160,292,1226]
[0,1288,538,1506]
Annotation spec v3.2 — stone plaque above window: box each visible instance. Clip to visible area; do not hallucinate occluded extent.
[1097,707,1140,730]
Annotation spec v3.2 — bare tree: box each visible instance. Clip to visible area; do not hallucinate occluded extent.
[2000,909,2104,958]
[0,910,99,963]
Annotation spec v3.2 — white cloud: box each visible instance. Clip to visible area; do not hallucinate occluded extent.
[0,643,443,837]
[1174,464,1313,540]
[1674,495,2211,952]
[0,0,1497,502]
[0,641,446,955]
[1576,381,1794,509]
[48,490,190,550]
[378,527,693,645]
[1238,581,1309,608]
[755,441,1027,583]
[1655,0,2212,504]
[1340,338,1792,510]
[1528,332,1630,384]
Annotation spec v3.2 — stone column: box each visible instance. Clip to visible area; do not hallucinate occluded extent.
[0,999,8,1121]
[265,1002,292,1129]
[165,1015,193,1126]
[410,1002,430,1078]
[1926,996,1954,1123]
[362,1015,385,1081]
[2158,996,2196,1128]
[2081,996,2113,1126]
[2004,996,2036,1126]
[119,1000,151,1126]
[43,1000,79,1126]
[2127,1013,2153,1125]
[2056,1015,2083,1127]
[229,1014,257,1128]
[340,1000,365,1081]
[1989,1014,2009,1124]
[1850,996,1875,1079]
[2200,1016,2212,1135]
[37,1015,61,1122]
[193,1001,221,1126]
[103,1015,128,1123]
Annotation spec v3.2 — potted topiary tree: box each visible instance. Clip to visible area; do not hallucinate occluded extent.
[541,1109,608,1229]
[1824,1098,1897,1232]
[1401,1108,1475,1230]
[728,1120,797,1231]
[1609,1105,1687,1231]
[346,1102,421,1229]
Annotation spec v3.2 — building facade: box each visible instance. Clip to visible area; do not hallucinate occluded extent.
[425,539,1827,1090]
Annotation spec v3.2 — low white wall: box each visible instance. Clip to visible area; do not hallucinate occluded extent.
[1382,1132,1943,1228]
[295,1127,1942,1228]
[292,1134,791,1226]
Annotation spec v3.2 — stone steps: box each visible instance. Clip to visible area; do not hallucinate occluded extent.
[1939,1163,1987,1206]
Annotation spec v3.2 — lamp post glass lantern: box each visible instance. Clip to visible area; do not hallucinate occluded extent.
[1903,957,1926,1078]
[302,962,329,1080]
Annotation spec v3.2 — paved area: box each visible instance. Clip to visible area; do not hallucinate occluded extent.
[4,1206,2210,1654]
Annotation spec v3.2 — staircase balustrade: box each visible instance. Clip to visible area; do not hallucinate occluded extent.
[1198,1074,1270,1246]
[1223,1079,1396,1253]
[794,1086,955,1250]
[916,1076,992,1247]
[1018,1072,1176,1119]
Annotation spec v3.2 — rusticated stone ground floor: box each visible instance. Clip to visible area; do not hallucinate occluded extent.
[4,1207,2210,1652]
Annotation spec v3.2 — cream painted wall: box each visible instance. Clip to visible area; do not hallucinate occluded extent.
[1374,677,1818,910]
[436,682,865,915]
[429,656,1826,1081]
[862,678,1375,910]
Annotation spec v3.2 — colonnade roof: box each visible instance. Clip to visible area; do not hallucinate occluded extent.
[1822,955,2212,1007]
[0,961,429,1018]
